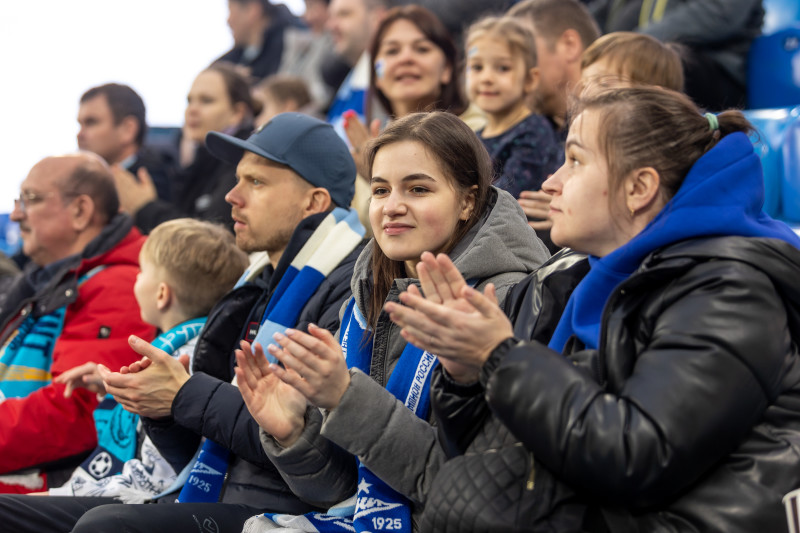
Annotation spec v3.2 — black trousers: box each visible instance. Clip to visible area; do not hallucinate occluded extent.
[0,494,262,533]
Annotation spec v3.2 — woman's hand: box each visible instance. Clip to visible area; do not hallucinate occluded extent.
[518,189,553,231]
[234,341,308,447]
[385,253,514,383]
[343,110,381,180]
[266,324,351,411]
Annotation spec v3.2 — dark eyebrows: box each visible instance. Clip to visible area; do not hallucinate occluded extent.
[565,139,585,151]
[380,37,434,49]
[370,173,436,184]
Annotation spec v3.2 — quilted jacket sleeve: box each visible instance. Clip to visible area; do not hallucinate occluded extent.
[0,265,155,473]
[486,260,790,507]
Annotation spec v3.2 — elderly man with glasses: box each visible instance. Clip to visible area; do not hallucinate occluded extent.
[0,152,155,493]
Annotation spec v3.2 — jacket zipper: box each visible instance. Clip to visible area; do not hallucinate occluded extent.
[526,451,536,490]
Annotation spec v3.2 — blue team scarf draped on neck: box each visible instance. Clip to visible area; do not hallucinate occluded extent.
[549,132,800,352]
[258,298,437,533]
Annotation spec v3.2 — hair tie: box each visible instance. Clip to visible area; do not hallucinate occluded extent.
[704,112,719,132]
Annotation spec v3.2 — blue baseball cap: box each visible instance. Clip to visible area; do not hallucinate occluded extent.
[206,112,356,208]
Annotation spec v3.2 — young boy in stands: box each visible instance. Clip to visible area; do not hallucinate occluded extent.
[46,218,248,503]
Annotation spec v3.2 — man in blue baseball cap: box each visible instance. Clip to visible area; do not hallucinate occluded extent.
[0,113,367,533]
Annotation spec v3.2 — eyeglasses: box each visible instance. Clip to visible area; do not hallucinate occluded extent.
[13,191,55,214]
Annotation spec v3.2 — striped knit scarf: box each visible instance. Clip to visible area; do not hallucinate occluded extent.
[176,208,365,503]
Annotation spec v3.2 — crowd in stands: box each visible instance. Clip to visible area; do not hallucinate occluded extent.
[2,0,800,532]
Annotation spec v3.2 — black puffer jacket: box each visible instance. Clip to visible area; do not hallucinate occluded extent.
[423,250,589,533]
[143,212,364,512]
[482,236,800,532]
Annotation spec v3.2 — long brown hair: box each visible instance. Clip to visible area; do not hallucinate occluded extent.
[367,5,466,121]
[363,112,492,328]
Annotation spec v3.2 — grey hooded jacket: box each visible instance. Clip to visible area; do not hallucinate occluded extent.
[259,187,550,526]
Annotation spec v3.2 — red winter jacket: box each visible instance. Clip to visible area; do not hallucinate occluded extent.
[0,215,156,491]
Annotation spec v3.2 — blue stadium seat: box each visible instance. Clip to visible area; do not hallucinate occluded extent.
[0,213,21,256]
[742,107,800,217]
[747,26,800,109]
[763,0,800,34]
[782,113,800,222]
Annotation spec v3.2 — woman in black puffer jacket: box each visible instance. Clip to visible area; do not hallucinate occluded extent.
[387,86,800,533]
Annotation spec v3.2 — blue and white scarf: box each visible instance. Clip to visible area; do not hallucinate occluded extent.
[177,208,365,504]
[252,298,438,533]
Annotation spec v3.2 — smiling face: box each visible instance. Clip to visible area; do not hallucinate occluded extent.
[184,70,245,143]
[373,19,452,117]
[466,35,534,119]
[542,109,630,257]
[369,140,474,276]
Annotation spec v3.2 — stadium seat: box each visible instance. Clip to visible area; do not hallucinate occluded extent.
[782,113,800,221]
[763,0,800,34]
[0,213,21,256]
[747,26,800,110]
[742,107,800,218]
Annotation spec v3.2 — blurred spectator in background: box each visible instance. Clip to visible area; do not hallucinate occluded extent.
[344,4,467,177]
[579,31,684,92]
[217,0,305,82]
[78,83,175,203]
[507,0,600,253]
[277,0,340,111]
[325,0,390,140]
[397,0,513,50]
[0,253,20,293]
[253,74,316,127]
[507,0,601,136]
[113,62,255,234]
[586,0,764,110]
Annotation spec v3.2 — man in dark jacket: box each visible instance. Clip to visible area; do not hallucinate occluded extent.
[0,114,364,533]
[218,0,306,82]
[78,83,176,204]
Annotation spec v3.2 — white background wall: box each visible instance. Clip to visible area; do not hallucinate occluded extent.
[0,1,304,213]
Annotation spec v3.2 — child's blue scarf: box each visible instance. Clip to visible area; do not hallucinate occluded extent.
[86,318,207,479]
[549,132,800,352]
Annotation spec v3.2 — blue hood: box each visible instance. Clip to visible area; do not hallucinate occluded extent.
[550,132,800,352]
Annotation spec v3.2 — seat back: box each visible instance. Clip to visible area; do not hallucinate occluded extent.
[747,27,800,110]
[0,213,20,256]
[782,114,800,222]
[763,0,800,34]
[742,107,800,217]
